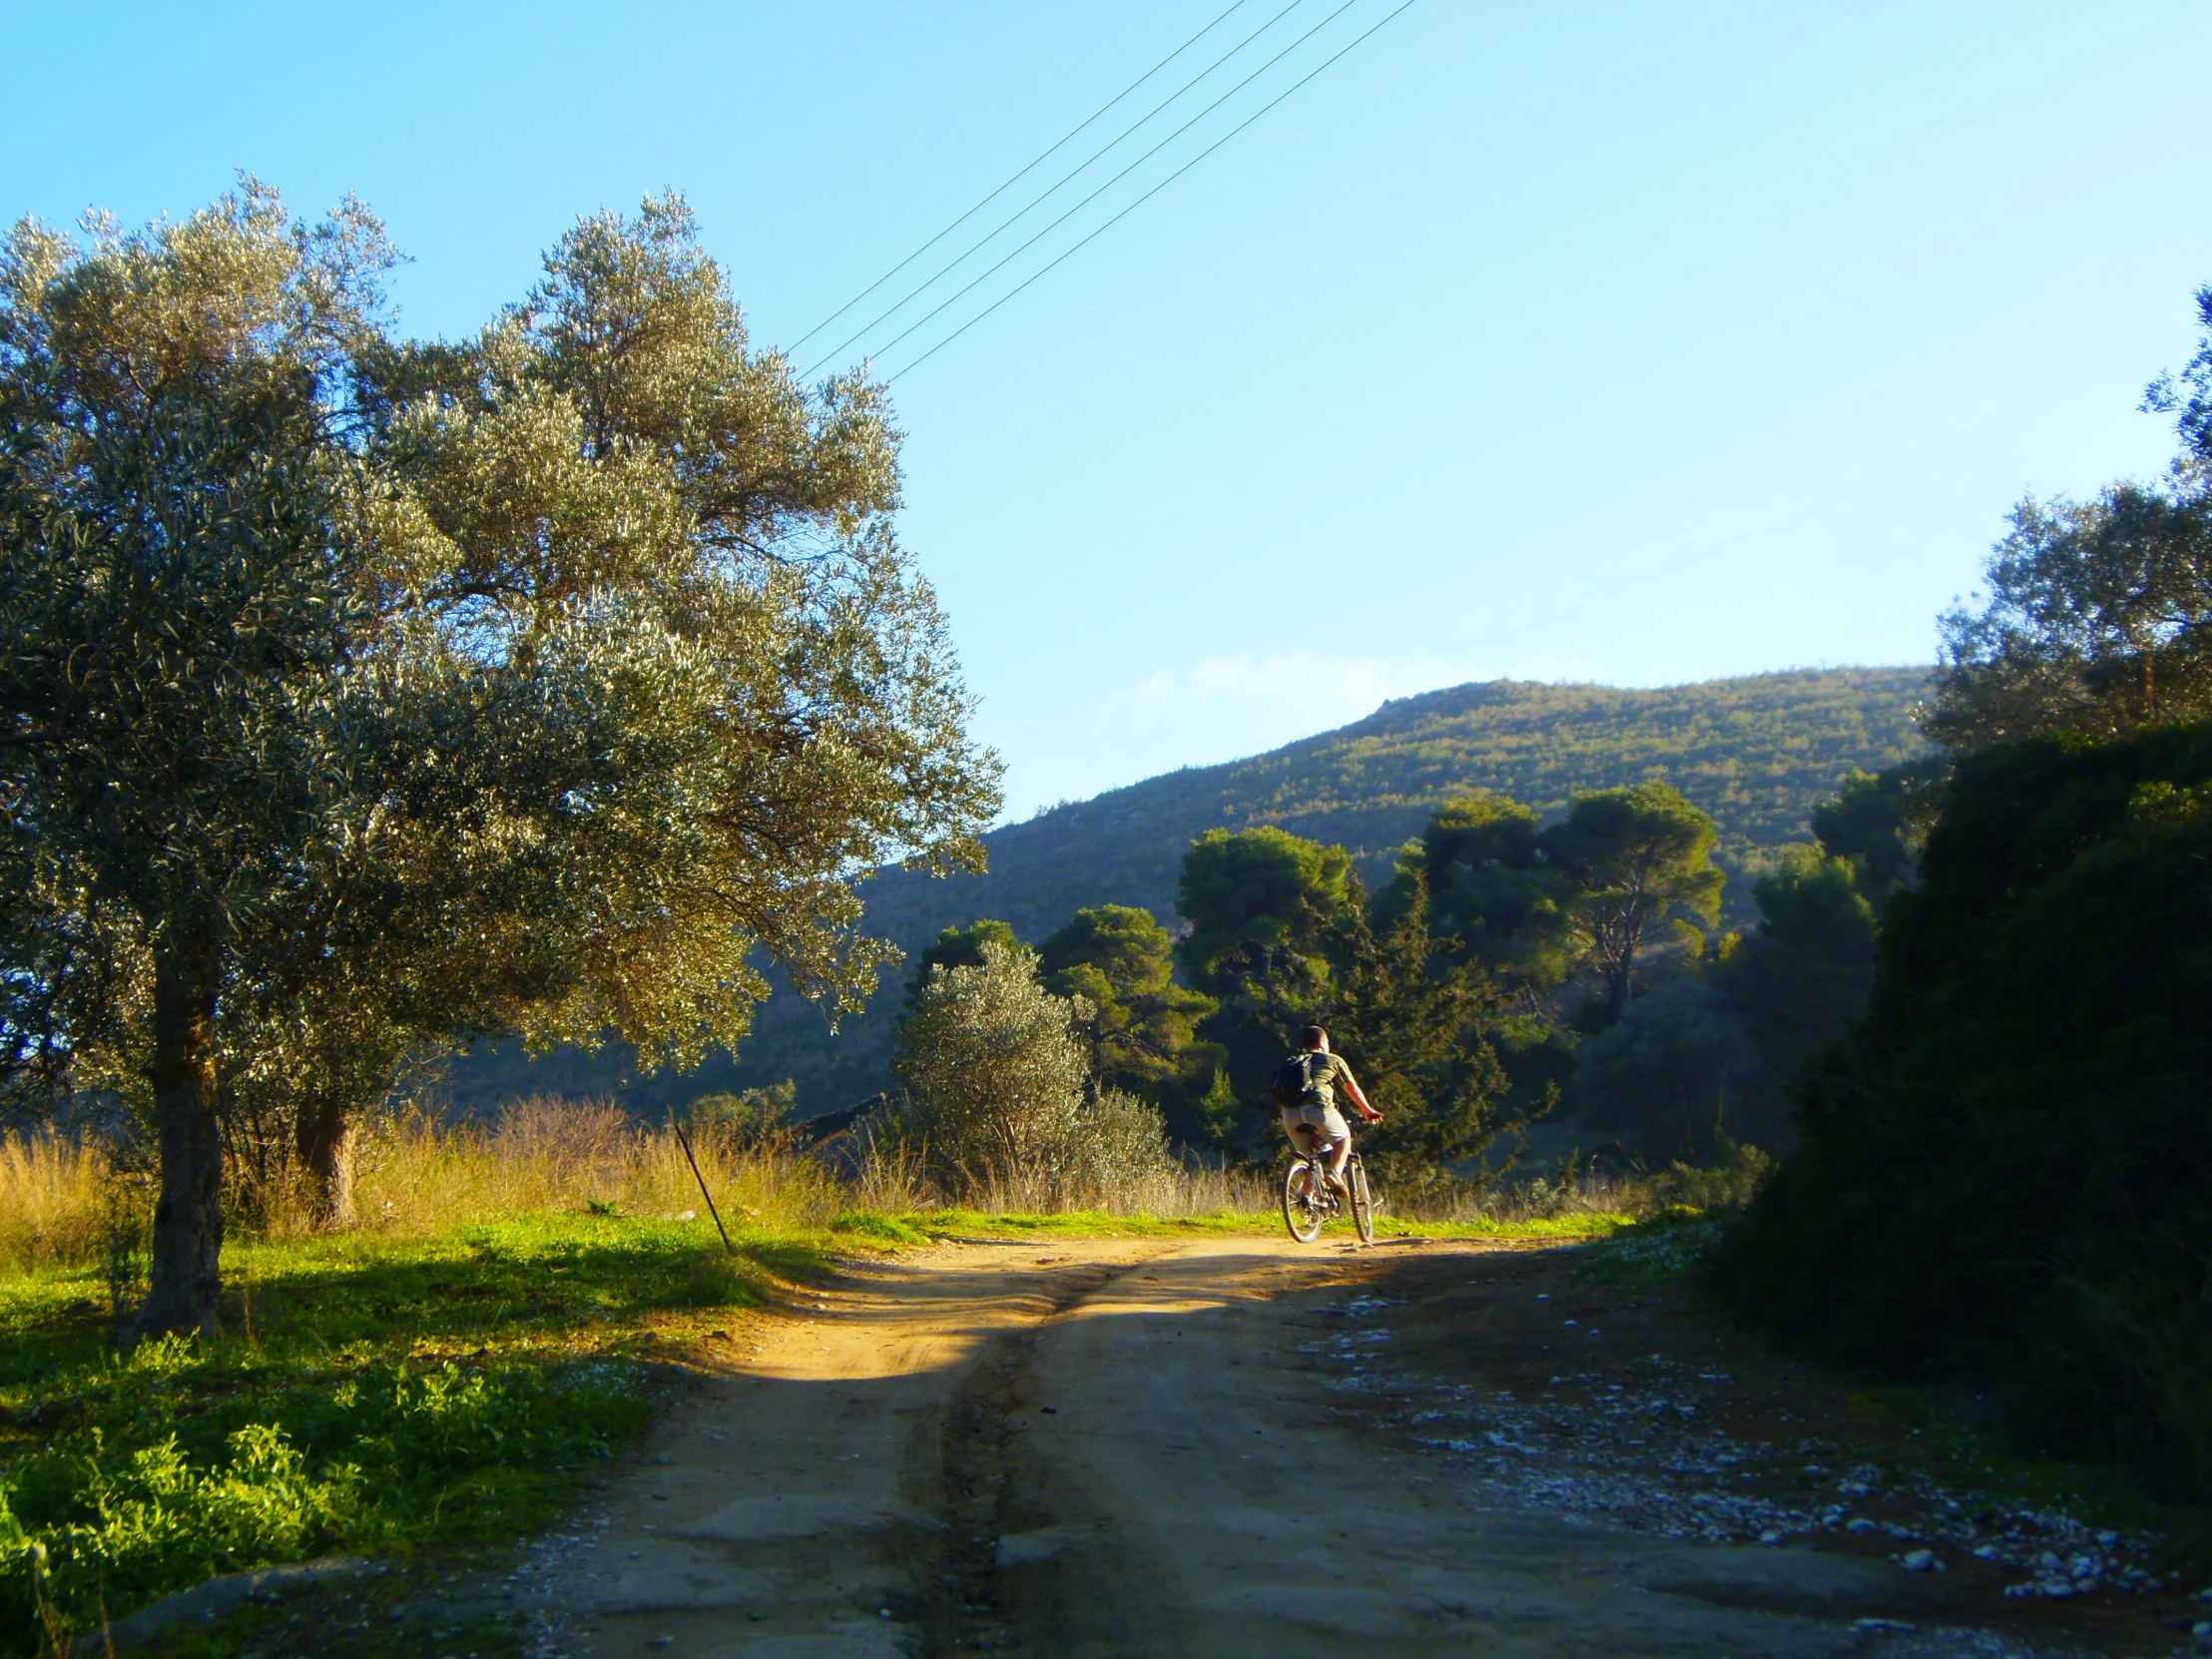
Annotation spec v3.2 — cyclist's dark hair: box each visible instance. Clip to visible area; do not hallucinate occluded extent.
[1300,1024,1328,1050]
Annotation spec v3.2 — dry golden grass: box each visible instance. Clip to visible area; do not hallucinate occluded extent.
[349,1097,848,1237]
[834,1113,1274,1218]
[919,1160,1272,1219]
[0,1131,117,1275]
[0,1098,855,1274]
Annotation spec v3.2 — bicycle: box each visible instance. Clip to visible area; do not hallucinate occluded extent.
[1281,1134,1376,1245]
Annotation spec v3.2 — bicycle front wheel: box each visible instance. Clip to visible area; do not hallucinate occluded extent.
[1282,1159,1325,1243]
[1349,1156,1376,1245]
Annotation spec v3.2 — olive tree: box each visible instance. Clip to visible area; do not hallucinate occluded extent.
[890,940,1173,1200]
[0,187,406,1330]
[0,186,997,1334]
[891,940,1089,1193]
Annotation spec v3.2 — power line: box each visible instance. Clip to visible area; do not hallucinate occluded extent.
[887,0,1419,385]
[789,2,1253,355]
[815,0,1369,382]
[800,0,1309,379]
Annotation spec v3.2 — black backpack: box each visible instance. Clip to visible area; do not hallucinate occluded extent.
[1270,1051,1319,1109]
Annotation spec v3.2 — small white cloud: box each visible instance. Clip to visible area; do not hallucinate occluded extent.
[1102,650,1470,741]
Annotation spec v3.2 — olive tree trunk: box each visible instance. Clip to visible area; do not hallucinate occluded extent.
[295,1097,358,1229]
[133,941,227,1339]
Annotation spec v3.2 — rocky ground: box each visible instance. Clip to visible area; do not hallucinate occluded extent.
[1313,1233,2211,1657]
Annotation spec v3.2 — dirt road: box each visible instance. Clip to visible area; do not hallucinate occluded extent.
[518,1235,2164,1659]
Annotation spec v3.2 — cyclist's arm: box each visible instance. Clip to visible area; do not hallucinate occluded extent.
[1338,1063,1382,1121]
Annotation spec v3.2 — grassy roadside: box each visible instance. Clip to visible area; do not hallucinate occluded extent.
[0,1213,856,1656]
[853,1206,1637,1243]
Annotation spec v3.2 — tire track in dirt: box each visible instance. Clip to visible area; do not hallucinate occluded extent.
[913,1255,1141,1656]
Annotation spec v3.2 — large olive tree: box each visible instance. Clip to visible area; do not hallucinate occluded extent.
[0,186,997,1334]
[0,187,406,1330]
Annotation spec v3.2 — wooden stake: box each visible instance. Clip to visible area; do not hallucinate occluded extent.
[672,1117,736,1255]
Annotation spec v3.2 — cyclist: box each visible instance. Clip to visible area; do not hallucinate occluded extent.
[1277,1024,1381,1193]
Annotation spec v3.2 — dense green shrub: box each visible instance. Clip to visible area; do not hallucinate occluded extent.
[1706,723,2212,1491]
[1708,844,1880,1079]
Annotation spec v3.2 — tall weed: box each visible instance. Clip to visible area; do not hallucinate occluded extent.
[0,1134,114,1276]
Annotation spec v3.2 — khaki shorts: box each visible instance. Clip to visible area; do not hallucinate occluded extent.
[1281,1102,1350,1153]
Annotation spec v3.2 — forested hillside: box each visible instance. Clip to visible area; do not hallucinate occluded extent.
[441,666,1929,1114]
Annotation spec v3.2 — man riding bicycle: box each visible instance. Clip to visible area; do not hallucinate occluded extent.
[1277,1025,1382,1192]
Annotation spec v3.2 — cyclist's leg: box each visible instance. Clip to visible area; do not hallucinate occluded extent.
[1321,1106,1353,1183]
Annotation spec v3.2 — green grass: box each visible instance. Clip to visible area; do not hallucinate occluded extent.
[0,1213,837,1655]
[865,1206,1636,1242]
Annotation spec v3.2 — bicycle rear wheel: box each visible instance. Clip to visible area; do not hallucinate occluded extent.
[1282,1159,1325,1243]
[1349,1156,1376,1245]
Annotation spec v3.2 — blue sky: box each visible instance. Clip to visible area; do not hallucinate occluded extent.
[9,2,2210,818]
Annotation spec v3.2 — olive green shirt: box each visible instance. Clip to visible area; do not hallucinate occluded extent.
[1299,1050,1356,1110]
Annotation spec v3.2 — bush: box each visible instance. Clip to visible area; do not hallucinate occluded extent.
[1562,980,1787,1162]
[1708,843,1879,1078]
[1705,724,2212,1493]
[687,1082,799,1145]
[891,940,1088,1195]
[1071,1088,1177,1204]
[887,942,1178,1206]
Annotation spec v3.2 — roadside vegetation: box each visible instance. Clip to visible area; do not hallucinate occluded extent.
[0,1104,835,1653]
[1710,288,2212,1504]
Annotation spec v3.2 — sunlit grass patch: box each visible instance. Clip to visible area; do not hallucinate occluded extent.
[0,1213,831,1655]
[907,1208,1261,1239]
[830,1210,934,1246]
[1407,1212,1638,1241]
